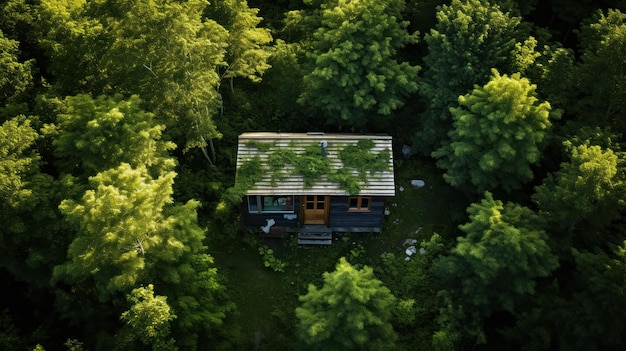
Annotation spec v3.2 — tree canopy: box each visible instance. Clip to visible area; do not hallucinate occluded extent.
[416,0,527,152]
[433,70,554,193]
[533,141,626,234]
[296,257,398,351]
[298,0,419,128]
[433,192,558,347]
[2,0,626,349]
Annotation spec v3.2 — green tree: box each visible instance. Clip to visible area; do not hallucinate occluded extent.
[533,142,626,233]
[296,257,398,351]
[433,70,554,193]
[0,29,33,112]
[552,243,626,351]
[549,0,626,43]
[53,163,231,349]
[117,284,177,351]
[0,116,38,207]
[36,0,271,152]
[298,0,419,128]
[575,9,626,134]
[416,0,527,153]
[54,163,178,299]
[0,116,64,288]
[433,192,558,346]
[521,41,576,109]
[204,0,273,84]
[48,94,176,177]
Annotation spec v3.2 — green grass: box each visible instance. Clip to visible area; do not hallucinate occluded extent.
[367,157,469,255]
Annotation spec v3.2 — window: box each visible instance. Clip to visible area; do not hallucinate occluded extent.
[348,196,371,211]
[248,196,294,213]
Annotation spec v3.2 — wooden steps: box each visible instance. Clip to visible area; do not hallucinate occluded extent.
[298,226,333,245]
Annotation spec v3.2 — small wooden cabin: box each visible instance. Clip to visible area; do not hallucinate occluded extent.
[236,132,395,244]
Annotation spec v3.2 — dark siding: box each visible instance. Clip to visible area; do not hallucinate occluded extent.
[242,196,301,228]
[242,196,389,232]
[328,196,386,232]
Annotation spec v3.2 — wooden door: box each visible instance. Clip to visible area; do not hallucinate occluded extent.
[301,195,328,225]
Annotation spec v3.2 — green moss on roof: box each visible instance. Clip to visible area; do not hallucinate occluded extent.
[236,139,391,195]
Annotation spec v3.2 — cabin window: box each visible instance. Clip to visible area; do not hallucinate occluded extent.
[348,196,371,211]
[248,196,294,213]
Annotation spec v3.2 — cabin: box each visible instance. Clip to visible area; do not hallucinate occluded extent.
[236,132,395,244]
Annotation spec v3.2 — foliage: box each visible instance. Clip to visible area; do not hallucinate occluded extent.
[0,29,33,106]
[296,257,398,351]
[417,0,527,153]
[203,0,273,83]
[298,0,419,127]
[433,70,554,193]
[575,9,626,135]
[0,116,39,207]
[0,309,24,351]
[118,284,177,351]
[432,192,558,346]
[35,0,269,150]
[455,193,558,311]
[0,116,65,288]
[223,156,263,205]
[292,143,331,187]
[48,94,176,178]
[552,242,626,350]
[266,148,297,185]
[339,139,390,178]
[3,0,626,349]
[244,140,275,152]
[53,162,232,349]
[54,163,178,299]
[533,141,626,233]
[258,245,287,272]
[64,339,85,351]
[525,42,576,109]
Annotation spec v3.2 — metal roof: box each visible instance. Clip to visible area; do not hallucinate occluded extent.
[236,132,395,196]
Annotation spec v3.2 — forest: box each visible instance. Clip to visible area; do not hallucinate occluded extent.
[1,0,625,350]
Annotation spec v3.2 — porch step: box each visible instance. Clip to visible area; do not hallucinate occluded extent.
[297,226,333,245]
[297,239,332,245]
[299,225,333,235]
[298,233,332,240]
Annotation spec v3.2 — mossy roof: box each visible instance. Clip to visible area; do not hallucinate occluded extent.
[236,132,395,196]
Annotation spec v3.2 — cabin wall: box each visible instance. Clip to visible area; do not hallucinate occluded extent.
[242,196,301,228]
[328,196,386,232]
[242,195,388,233]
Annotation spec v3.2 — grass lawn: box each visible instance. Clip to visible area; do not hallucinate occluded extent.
[210,157,469,349]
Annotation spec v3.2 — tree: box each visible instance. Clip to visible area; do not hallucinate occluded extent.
[54,163,178,299]
[433,70,554,193]
[35,0,272,152]
[0,116,64,288]
[551,243,626,351]
[203,0,273,84]
[575,9,626,135]
[0,116,39,207]
[548,0,626,44]
[533,141,626,234]
[298,0,419,128]
[296,257,398,351]
[416,0,527,153]
[117,284,177,351]
[519,41,576,109]
[0,29,33,112]
[49,94,176,178]
[432,192,558,346]
[53,163,231,350]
